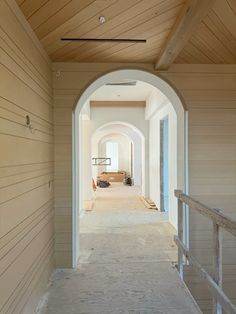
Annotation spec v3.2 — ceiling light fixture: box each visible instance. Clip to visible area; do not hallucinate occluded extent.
[99,16,106,24]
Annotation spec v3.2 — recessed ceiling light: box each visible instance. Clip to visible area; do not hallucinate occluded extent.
[99,16,106,24]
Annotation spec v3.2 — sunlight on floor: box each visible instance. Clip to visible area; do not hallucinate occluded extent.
[81,183,168,234]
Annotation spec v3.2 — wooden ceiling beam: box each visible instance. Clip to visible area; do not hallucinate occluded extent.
[155,0,215,71]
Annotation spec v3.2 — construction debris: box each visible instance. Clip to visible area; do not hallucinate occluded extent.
[140,197,158,210]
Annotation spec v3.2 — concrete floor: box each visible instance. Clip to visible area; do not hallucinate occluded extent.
[38,184,201,314]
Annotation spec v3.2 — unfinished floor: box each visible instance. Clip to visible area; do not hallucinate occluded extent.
[38,184,201,314]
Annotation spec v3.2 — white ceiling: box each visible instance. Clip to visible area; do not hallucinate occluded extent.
[89,80,156,101]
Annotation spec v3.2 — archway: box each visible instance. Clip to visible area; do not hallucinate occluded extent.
[72,69,188,268]
[91,121,146,197]
[79,121,145,211]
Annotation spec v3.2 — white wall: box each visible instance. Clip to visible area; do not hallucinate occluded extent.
[92,125,143,187]
[80,106,148,200]
[98,134,132,174]
[90,107,148,137]
[146,90,178,228]
[81,97,180,228]
[81,118,92,202]
[132,134,142,186]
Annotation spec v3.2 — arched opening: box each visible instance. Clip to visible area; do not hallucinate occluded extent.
[79,120,145,218]
[73,69,187,267]
[91,122,145,197]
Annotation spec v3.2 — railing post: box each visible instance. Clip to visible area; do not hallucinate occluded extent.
[212,212,222,314]
[178,197,184,280]
[174,191,236,313]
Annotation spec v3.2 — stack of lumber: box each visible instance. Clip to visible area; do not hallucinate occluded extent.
[140,197,158,210]
[84,200,94,211]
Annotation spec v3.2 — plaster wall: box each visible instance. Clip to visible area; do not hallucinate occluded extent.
[80,106,148,204]
[90,107,149,195]
[98,133,132,175]
[148,102,178,228]
[146,88,178,227]
[92,125,143,187]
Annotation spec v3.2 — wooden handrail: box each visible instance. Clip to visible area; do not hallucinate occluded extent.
[174,190,236,314]
[175,190,236,237]
[174,236,236,314]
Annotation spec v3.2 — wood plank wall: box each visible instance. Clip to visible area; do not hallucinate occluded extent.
[161,64,236,313]
[162,65,236,313]
[53,62,236,313]
[0,1,54,313]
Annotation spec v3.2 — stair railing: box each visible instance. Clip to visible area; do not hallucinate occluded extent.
[174,190,236,314]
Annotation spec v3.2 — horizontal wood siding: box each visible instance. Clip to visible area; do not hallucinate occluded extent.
[162,65,236,313]
[0,1,54,313]
[53,62,236,313]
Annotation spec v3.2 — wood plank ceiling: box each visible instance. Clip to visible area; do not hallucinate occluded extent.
[17,0,236,65]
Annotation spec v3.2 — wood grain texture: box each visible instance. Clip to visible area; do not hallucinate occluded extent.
[177,0,236,65]
[175,191,236,237]
[16,0,236,65]
[3,1,236,313]
[155,0,215,70]
[175,236,236,313]
[0,1,54,313]
[16,0,185,63]
[90,101,146,107]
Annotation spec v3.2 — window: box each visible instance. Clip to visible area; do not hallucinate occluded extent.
[106,142,119,172]
[160,117,169,212]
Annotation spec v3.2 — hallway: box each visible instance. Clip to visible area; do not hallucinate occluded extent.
[38,185,200,314]
[2,1,236,312]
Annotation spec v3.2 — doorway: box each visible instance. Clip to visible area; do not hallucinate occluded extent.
[72,69,187,267]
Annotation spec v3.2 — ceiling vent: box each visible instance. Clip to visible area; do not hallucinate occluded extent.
[106,80,137,86]
[61,38,146,43]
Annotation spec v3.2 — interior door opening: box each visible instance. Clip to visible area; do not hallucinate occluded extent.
[72,69,188,267]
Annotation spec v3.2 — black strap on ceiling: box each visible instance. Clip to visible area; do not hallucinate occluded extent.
[61,38,146,43]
